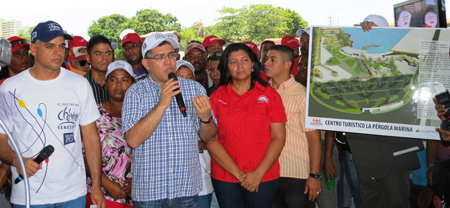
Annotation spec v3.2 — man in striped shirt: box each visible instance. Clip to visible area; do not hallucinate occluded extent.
[85,35,113,104]
[265,45,322,208]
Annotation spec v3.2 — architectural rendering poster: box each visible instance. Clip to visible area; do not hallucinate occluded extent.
[305,26,450,140]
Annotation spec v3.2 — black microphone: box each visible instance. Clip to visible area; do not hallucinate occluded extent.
[168,72,187,117]
[15,145,55,184]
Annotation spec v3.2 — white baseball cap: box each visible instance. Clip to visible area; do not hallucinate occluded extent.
[141,33,179,57]
[176,60,195,77]
[296,27,311,37]
[106,60,135,80]
[362,15,389,27]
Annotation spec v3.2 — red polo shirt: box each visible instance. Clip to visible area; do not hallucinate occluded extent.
[209,82,287,182]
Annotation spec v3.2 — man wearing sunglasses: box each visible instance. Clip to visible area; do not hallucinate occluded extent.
[67,36,89,76]
[0,36,30,84]
[122,33,217,208]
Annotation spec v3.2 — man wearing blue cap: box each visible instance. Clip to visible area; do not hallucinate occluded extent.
[0,20,105,208]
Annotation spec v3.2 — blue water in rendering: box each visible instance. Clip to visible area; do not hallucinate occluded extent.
[340,28,411,54]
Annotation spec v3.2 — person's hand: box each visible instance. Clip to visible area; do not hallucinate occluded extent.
[433,97,447,121]
[158,77,181,109]
[14,157,41,178]
[359,21,378,32]
[305,177,321,201]
[198,141,207,151]
[192,94,212,122]
[104,180,127,200]
[90,186,106,208]
[436,128,450,141]
[323,158,336,180]
[121,178,132,197]
[239,170,264,192]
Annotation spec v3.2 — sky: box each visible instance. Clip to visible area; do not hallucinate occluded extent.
[1,0,447,40]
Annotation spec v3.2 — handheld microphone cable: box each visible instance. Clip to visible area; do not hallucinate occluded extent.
[0,118,30,208]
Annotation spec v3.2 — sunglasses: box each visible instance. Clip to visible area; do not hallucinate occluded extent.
[10,39,27,48]
[207,51,222,60]
[70,60,89,66]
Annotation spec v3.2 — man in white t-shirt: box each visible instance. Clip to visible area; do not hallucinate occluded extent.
[0,20,105,208]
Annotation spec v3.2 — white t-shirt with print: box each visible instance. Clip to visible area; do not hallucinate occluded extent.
[0,68,100,205]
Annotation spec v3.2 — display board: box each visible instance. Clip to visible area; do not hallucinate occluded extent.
[305,26,450,140]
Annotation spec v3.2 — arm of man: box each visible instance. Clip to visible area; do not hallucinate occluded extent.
[304,129,322,201]
[323,131,336,180]
[126,79,181,148]
[192,94,217,144]
[0,134,40,178]
[240,122,286,192]
[81,122,105,208]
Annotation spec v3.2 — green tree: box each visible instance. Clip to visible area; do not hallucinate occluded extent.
[88,14,129,44]
[210,4,307,43]
[17,26,35,41]
[123,9,181,35]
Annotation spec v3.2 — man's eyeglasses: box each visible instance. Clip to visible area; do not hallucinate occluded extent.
[145,52,178,61]
[70,60,89,66]
[10,39,27,48]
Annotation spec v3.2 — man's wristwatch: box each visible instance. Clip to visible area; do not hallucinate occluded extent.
[309,173,321,180]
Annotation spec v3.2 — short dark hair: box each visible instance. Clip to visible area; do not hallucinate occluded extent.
[269,45,294,70]
[218,43,267,89]
[87,35,112,55]
[259,40,275,51]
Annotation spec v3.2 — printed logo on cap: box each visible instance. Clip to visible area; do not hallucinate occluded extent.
[31,32,37,42]
[48,23,62,32]
[115,61,126,68]
[210,37,219,41]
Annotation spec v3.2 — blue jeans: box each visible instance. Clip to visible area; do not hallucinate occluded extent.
[212,178,278,208]
[197,193,212,208]
[340,150,362,208]
[133,195,198,208]
[13,195,86,208]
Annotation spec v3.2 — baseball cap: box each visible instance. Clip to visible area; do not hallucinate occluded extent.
[243,41,259,56]
[31,20,73,43]
[121,32,142,47]
[186,42,206,54]
[119,29,137,40]
[176,60,195,77]
[281,35,300,49]
[68,36,87,61]
[296,27,311,37]
[362,15,389,27]
[202,35,226,48]
[106,60,135,80]
[141,33,179,56]
[8,36,29,53]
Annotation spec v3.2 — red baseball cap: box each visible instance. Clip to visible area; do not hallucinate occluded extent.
[281,35,300,49]
[68,36,87,61]
[202,35,226,48]
[121,33,142,47]
[243,41,259,56]
[8,36,29,53]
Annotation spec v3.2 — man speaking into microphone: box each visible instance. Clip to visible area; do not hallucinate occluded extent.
[122,33,217,208]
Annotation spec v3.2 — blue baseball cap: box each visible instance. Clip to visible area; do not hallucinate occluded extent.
[31,21,73,43]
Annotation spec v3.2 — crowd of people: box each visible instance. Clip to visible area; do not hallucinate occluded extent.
[0,14,448,208]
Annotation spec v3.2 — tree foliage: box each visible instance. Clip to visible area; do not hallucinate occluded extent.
[88,9,181,59]
[122,9,181,35]
[209,4,307,43]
